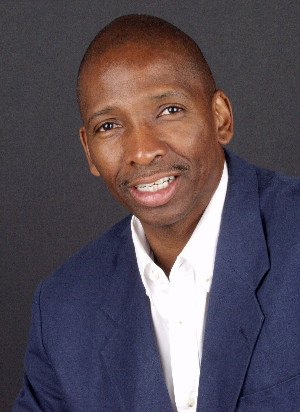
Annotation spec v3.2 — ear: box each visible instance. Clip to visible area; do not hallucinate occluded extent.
[79,126,100,177]
[212,90,233,146]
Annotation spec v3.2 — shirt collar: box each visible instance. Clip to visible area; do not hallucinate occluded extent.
[179,161,228,278]
[131,215,155,296]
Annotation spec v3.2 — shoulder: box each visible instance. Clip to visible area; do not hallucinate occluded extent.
[256,168,300,274]
[226,149,300,249]
[226,149,300,216]
[53,214,132,275]
[38,215,134,305]
[255,165,300,206]
[254,164,300,233]
[245,159,300,271]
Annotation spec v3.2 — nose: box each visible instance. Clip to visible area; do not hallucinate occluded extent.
[124,123,167,166]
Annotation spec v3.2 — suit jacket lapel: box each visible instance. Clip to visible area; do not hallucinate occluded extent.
[197,152,270,411]
[99,224,173,412]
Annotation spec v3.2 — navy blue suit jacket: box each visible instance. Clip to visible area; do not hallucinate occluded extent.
[14,151,300,411]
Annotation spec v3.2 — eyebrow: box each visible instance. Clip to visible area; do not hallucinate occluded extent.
[149,90,190,100]
[87,106,116,126]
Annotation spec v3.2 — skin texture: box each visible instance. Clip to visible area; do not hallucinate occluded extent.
[79,22,233,275]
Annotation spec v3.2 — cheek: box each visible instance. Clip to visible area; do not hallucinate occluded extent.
[177,125,222,180]
[168,123,215,163]
[89,140,123,182]
[166,114,214,143]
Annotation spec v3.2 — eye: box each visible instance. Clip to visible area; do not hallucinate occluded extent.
[94,122,121,134]
[99,122,117,131]
[160,106,183,116]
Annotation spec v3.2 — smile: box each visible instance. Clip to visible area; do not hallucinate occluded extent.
[129,175,179,207]
[135,176,175,192]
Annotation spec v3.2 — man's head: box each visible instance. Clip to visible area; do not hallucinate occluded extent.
[78,15,233,230]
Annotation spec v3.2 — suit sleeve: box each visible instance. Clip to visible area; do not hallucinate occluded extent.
[13,282,66,411]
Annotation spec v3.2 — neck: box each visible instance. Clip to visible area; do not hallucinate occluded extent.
[142,215,200,277]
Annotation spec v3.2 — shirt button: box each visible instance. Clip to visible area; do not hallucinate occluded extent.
[151,270,160,280]
[186,397,195,407]
[205,276,212,283]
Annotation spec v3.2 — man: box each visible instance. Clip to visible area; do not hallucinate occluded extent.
[14,15,300,411]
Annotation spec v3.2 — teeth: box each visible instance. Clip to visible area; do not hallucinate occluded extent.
[136,176,175,192]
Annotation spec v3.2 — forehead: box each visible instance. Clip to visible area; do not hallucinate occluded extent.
[79,42,205,115]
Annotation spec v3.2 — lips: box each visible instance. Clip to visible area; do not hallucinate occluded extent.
[135,176,175,192]
[129,175,179,207]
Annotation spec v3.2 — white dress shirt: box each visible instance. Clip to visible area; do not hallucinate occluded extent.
[131,162,228,411]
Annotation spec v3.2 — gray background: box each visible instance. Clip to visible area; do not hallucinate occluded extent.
[1,1,299,409]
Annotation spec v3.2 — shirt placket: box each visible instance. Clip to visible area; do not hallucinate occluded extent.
[169,263,199,411]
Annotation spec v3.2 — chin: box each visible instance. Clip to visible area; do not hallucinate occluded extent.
[133,206,191,229]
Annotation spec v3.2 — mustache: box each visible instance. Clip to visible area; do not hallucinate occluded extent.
[119,163,190,187]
